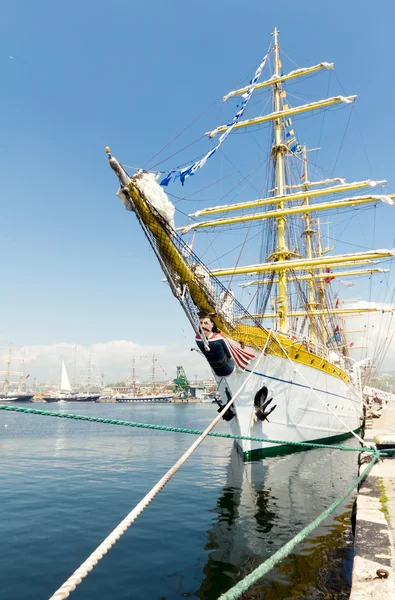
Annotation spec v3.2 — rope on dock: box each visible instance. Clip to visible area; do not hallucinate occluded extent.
[47,335,271,599]
[0,404,376,453]
[218,450,381,600]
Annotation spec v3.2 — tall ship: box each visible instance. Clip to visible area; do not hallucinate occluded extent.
[106,29,395,458]
[45,360,99,402]
[0,347,34,402]
[75,353,101,402]
[115,354,172,402]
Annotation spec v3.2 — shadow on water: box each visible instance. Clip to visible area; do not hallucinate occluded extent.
[196,443,356,600]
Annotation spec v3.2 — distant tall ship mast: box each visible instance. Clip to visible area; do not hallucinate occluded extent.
[106,28,395,457]
[116,354,173,403]
[0,346,34,402]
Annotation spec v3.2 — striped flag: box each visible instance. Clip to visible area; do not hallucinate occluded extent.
[225,337,256,369]
[196,332,255,370]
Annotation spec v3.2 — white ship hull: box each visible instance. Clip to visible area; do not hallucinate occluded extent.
[215,351,362,459]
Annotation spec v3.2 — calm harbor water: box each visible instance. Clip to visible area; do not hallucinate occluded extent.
[0,402,358,599]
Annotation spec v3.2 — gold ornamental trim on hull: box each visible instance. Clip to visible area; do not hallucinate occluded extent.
[239,328,349,383]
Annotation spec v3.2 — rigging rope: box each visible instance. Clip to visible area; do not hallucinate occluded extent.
[144,94,222,169]
[330,105,354,177]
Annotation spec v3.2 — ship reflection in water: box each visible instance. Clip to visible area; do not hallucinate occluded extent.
[198,443,357,600]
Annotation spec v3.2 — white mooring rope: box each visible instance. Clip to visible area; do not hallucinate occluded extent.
[49,334,271,599]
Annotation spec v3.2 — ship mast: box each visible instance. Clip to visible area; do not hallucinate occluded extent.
[301,145,317,343]
[72,345,77,390]
[87,353,91,394]
[3,347,12,394]
[132,355,137,398]
[18,352,25,392]
[152,354,156,394]
[129,355,147,397]
[272,28,288,332]
[315,217,326,317]
[121,32,395,352]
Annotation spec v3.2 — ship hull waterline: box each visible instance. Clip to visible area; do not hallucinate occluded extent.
[213,350,362,461]
[0,394,34,402]
[44,396,100,403]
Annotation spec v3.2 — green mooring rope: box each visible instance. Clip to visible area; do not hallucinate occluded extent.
[219,450,380,599]
[0,403,376,453]
[0,403,385,599]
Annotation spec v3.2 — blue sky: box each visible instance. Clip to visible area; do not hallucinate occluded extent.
[1,0,395,379]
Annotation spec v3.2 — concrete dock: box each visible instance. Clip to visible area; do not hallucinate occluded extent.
[350,403,395,599]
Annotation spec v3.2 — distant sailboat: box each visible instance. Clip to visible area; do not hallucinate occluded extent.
[45,360,74,402]
[45,360,98,403]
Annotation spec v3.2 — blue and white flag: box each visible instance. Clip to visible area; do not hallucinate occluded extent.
[282,91,302,154]
[161,53,269,186]
[159,170,177,186]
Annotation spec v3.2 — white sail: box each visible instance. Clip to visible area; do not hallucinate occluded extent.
[60,360,72,392]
